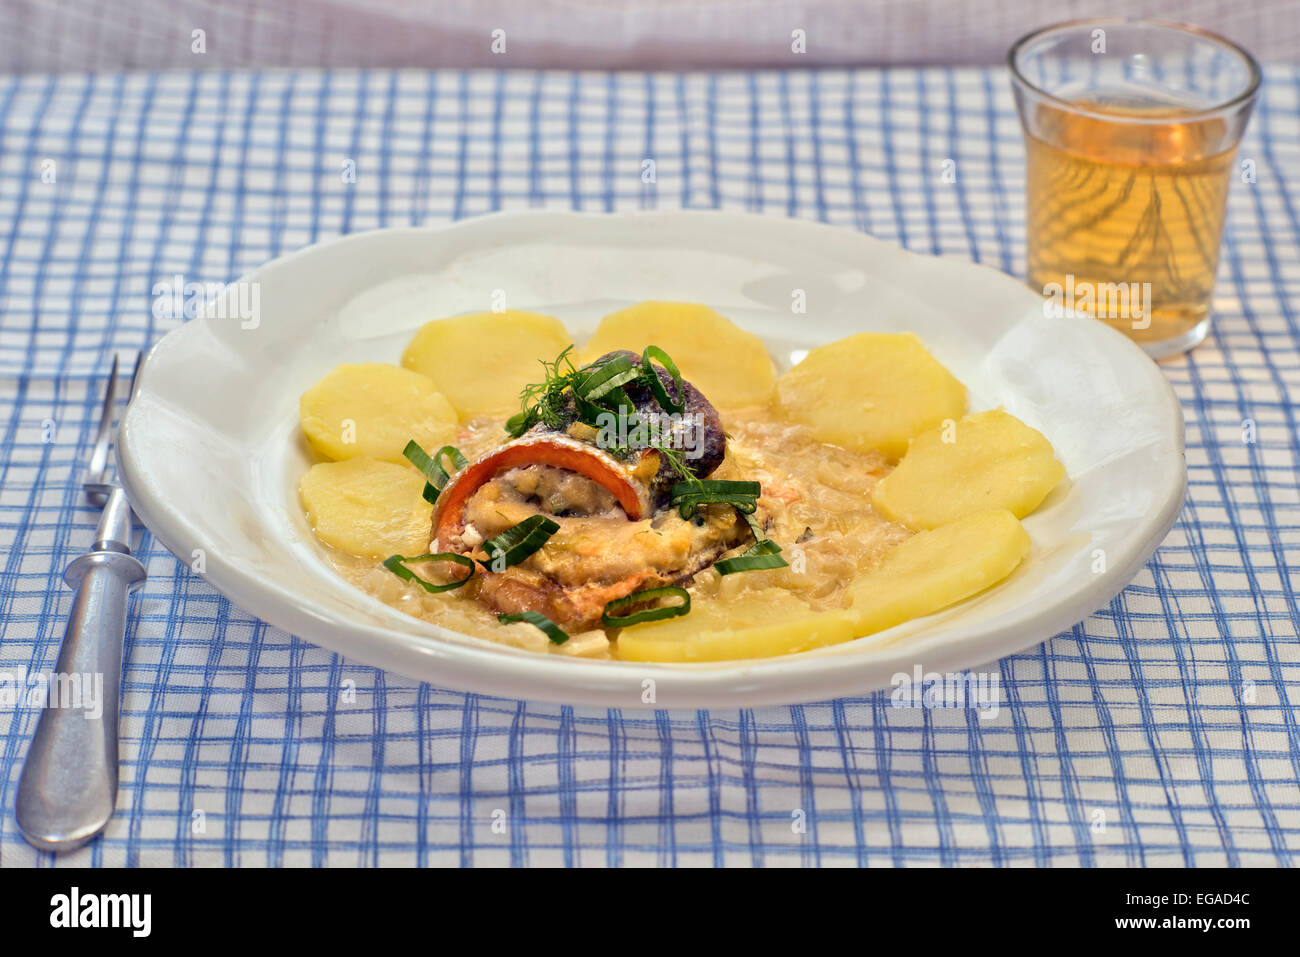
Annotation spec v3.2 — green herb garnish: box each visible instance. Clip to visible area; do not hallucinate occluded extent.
[507,346,695,480]
[382,552,476,592]
[715,538,789,575]
[480,514,560,570]
[572,352,640,404]
[640,345,685,414]
[402,440,468,504]
[601,585,692,628]
[669,479,761,519]
[508,346,582,436]
[656,446,704,487]
[497,610,570,644]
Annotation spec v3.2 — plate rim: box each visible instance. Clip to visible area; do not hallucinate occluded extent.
[118,208,1187,708]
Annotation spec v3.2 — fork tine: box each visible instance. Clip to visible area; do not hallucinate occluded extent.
[85,353,119,486]
[127,349,144,403]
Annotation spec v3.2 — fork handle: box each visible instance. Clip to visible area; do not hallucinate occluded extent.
[15,549,146,852]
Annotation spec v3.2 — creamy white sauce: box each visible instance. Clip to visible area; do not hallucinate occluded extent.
[316,407,911,658]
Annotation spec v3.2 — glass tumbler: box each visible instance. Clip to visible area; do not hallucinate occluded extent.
[1009,19,1260,359]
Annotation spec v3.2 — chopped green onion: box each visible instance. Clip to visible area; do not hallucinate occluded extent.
[670,479,762,500]
[480,514,560,570]
[740,509,766,542]
[716,506,789,575]
[573,389,622,428]
[403,440,468,504]
[715,538,789,576]
[640,345,685,414]
[505,407,538,438]
[670,479,762,518]
[570,354,641,426]
[576,383,638,425]
[382,552,476,593]
[601,585,691,628]
[674,494,758,518]
[573,353,640,404]
[497,610,569,645]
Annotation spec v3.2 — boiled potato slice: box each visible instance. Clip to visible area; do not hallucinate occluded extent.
[583,301,775,408]
[776,332,966,460]
[299,458,433,559]
[613,590,855,663]
[401,310,573,419]
[872,409,1065,529]
[300,363,456,463]
[848,509,1030,638]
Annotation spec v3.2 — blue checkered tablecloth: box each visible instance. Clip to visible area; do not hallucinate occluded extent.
[0,66,1297,867]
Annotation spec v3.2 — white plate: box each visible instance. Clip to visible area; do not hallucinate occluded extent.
[117,210,1185,709]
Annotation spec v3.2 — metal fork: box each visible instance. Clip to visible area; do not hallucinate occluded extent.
[15,352,148,852]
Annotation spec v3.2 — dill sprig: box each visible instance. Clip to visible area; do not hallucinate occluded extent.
[656,445,704,489]
[505,346,707,489]
[507,346,582,436]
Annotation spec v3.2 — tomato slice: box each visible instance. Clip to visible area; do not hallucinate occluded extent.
[432,434,647,549]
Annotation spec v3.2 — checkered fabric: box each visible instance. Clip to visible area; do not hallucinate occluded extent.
[0,68,1297,867]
